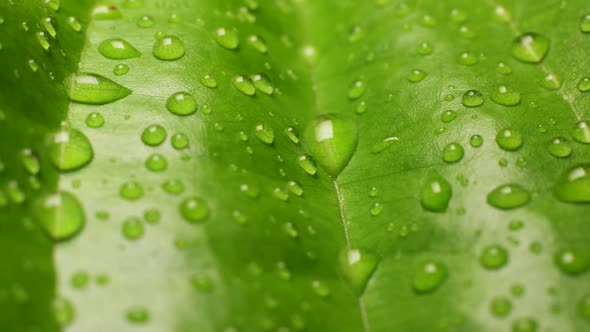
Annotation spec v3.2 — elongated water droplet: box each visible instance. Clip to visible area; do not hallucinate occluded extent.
[180,197,209,223]
[251,73,274,95]
[512,33,549,63]
[490,85,521,106]
[554,247,589,275]
[287,181,303,196]
[340,249,378,294]
[166,92,197,115]
[496,128,523,151]
[45,0,61,11]
[42,17,57,38]
[348,79,366,100]
[572,120,590,143]
[153,35,185,60]
[67,16,82,32]
[487,184,530,209]
[49,128,93,171]
[34,192,85,240]
[98,38,141,59]
[412,260,447,293]
[298,154,317,176]
[36,31,50,51]
[248,35,267,54]
[255,123,274,144]
[554,164,590,203]
[303,114,357,177]
[371,136,399,154]
[214,27,239,50]
[480,244,509,269]
[21,149,40,175]
[67,73,131,104]
[233,75,256,96]
[462,90,484,107]
[311,280,330,298]
[285,127,300,144]
[420,175,452,212]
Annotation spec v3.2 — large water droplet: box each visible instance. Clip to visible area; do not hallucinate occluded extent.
[496,128,523,151]
[67,73,131,105]
[98,38,141,60]
[412,260,447,293]
[487,184,530,209]
[554,164,590,203]
[153,35,185,61]
[49,128,93,171]
[303,114,358,177]
[34,192,85,241]
[511,33,549,63]
[420,175,452,212]
[490,85,521,106]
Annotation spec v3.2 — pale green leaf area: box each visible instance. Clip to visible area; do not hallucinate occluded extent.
[0,0,589,332]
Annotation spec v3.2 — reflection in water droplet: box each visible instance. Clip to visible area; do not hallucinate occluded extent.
[408,69,426,83]
[470,134,483,147]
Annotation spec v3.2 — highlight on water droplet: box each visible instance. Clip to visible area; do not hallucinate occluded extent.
[49,128,93,171]
[153,35,185,61]
[67,73,131,105]
[511,32,549,63]
[487,184,530,209]
[420,175,452,212]
[34,191,85,241]
[98,38,141,60]
[554,164,590,203]
[303,114,358,177]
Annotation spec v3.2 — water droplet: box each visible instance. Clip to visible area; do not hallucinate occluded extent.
[113,64,129,76]
[214,27,239,50]
[142,124,167,146]
[554,164,590,203]
[348,79,366,100]
[487,184,530,209]
[311,280,330,298]
[579,294,590,321]
[120,181,144,200]
[233,75,256,96]
[166,92,197,115]
[412,260,447,293]
[417,41,433,55]
[53,297,75,327]
[66,16,82,32]
[162,180,184,195]
[490,296,512,317]
[200,74,217,88]
[462,90,484,107]
[480,245,509,269]
[370,136,399,154]
[45,0,61,11]
[442,143,464,163]
[36,31,50,51]
[272,187,289,201]
[496,128,523,151]
[144,209,161,224]
[42,17,57,38]
[407,69,426,83]
[122,217,144,240]
[49,128,93,171]
[285,127,300,144]
[98,38,141,59]
[540,73,561,90]
[92,5,122,20]
[457,51,478,65]
[572,120,590,144]
[420,175,452,212]
[247,34,267,54]
[153,35,185,60]
[580,14,590,33]
[548,137,572,158]
[21,149,40,175]
[171,133,189,150]
[440,110,457,123]
[190,274,213,292]
[126,306,149,324]
[512,33,549,63]
[297,154,317,176]
[255,123,274,144]
[180,197,209,223]
[137,15,154,28]
[287,181,303,196]
[34,192,85,240]
[67,73,131,105]
[370,202,383,216]
[490,85,521,106]
[511,317,538,332]
[340,249,378,294]
[251,73,274,95]
[577,77,590,92]
[419,14,437,27]
[303,114,358,177]
[145,153,167,172]
[554,248,589,275]
[496,61,513,74]
[348,25,364,43]
[470,134,483,147]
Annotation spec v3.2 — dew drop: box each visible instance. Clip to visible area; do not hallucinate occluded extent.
[303,114,358,177]
[162,180,184,195]
[487,184,530,209]
[247,34,267,54]
[490,85,521,106]
[417,41,433,55]
[440,110,457,123]
[470,134,484,147]
[285,127,300,144]
[577,77,590,92]
[287,181,303,196]
[512,33,549,63]
[548,137,572,158]
[214,27,239,50]
[490,296,512,317]
[297,154,317,176]
[122,217,144,240]
[53,297,75,327]
[255,123,274,144]
[462,90,484,107]
[126,306,149,324]
[457,51,478,65]
[340,249,378,294]
[554,248,589,275]
[171,133,189,150]
[166,92,197,116]
[36,31,50,51]
[119,181,144,200]
[200,74,217,88]
[496,61,513,74]
[480,245,509,269]
[554,164,590,203]
[21,149,40,175]
[49,128,93,171]
[34,192,85,241]
[251,73,274,95]
[348,79,366,100]
[67,73,131,105]
[233,75,256,96]
[442,143,464,163]
[141,124,167,146]
[407,69,426,83]
[496,128,523,151]
[67,16,82,32]
[420,175,452,212]
[578,294,590,321]
[179,197,209,223]
[580,14,590,33]
[98,38,141,60]
[540,73,561,90]
[572,120,590,144]
[153,35,185,61]
[137,15,154,28]
[145,153,167,172]
[412,260,447,293]
[113,64,129,76]
[42,17,57,38]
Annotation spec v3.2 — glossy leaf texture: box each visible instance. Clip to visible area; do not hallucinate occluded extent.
[1,0,589,332]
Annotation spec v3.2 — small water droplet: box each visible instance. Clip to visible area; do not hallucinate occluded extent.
[412,260,447,293]
[53,297,75,327]
[496,128,523,151]
[233,75,256,96]
[45,0,61,11]
[287,181,303,196]
[420,175,452,212]
[99,38,140,59]
[407,69,426,82]
[34,192,85,240]
[577,77,590,92]
[145,153,167,172]
[166,92,197,115]
[49,128,93,171]
[554,248,589,275]
[113,64,129,76]
[297,154,317,176]
[255,123,274,144]
[417,41,433,55]
[348,25,364,43]
[285,126,300,144]
[120,181,144,200]
[442,143,464,163]
[440,110,457,123]
[67,73,131,104]
[180,197,209,223]
[153,35,185,60]
[200,74,217,88]
[214,27,239,50]
[572,120,590,144]
[311,280,330,298]
[578,294,590,321]
[580,14,590,33]
[487,184,530,209]
[36,31,50,51]
[496,61,513,74]
[490,296,512,317]
[462,90,484,107]
[137,15,154,28]
[126,306,149,324]
[512,33,549,63]
[511,317,538,332]
[457,51,478,65]
[247,34,267,54]
[162,179,184,195]
[348,79,366,100]
[480,244,509,269]
[171,133,189,150]
[21,149,40,175]
[142,124,167,146]
[470,134,484,147]
[122,217,144,240]
[370,136,399,154]
[251,73,274,95]
[548,137,572,158]
[490,85,521,106]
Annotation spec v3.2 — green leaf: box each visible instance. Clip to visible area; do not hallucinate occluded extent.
[1,0,590,331]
